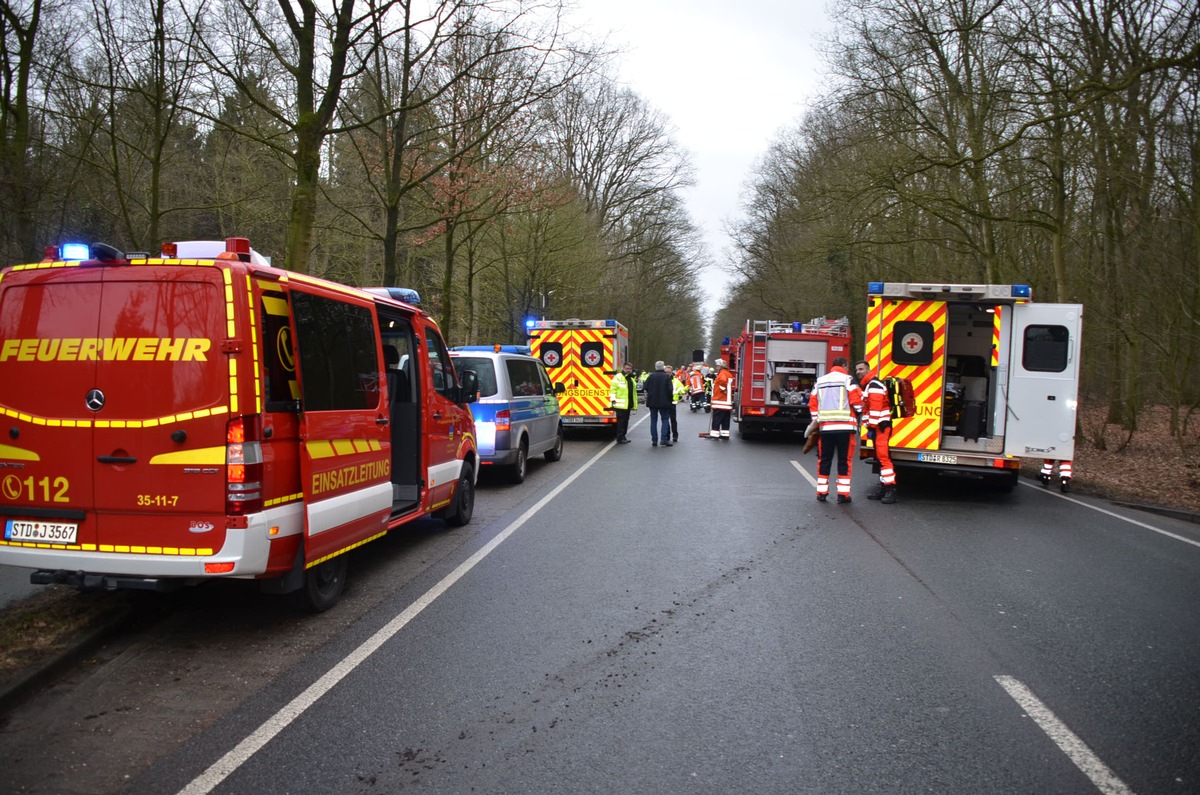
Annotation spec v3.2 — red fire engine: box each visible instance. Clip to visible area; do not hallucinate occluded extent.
[731,317,853,437]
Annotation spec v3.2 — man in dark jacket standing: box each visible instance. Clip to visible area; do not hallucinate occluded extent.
[642,361,675,447]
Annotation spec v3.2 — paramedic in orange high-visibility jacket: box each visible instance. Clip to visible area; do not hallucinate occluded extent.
[809,357,863,504]
[855,359,897,505]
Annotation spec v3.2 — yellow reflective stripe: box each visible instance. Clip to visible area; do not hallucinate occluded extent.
[149,446,226,465]
[0,539,215,556]
[0,443,39,461]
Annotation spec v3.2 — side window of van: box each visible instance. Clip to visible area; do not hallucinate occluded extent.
[506,359,544,396]
[261,292,299,410]
[292,291,378,411]
[425,333,457,400]
[536,362,554,394]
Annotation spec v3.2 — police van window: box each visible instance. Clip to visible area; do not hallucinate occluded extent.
[1022,325,1070,372]
[536,362,554,394]
[292,291,378,411]
[425,333,457,399]
[506,358,544,396]
[453,357,497,397]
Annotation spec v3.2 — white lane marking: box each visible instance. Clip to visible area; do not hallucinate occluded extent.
[994,675,1134,795]
[1019,480,1200,549]
[179,443,617,795]
[790,459,818,488]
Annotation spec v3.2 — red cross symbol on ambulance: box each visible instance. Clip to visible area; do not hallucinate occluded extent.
[901,332,924,355]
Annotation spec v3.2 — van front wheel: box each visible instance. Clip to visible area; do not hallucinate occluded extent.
[293,554,348,613]
[441,464,475,527]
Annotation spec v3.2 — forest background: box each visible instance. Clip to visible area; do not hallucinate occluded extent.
[0,0,1197,443]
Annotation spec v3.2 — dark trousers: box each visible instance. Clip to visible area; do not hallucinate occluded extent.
[818,430,854,476]
[667,404,679,439]
[615,408,631,440]
[711,408,731,433]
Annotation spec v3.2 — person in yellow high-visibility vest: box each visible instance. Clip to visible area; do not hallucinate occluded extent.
[666,364,688,443]
[609,362,638,444]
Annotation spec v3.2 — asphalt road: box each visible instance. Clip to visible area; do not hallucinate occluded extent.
[3,407,1200,794]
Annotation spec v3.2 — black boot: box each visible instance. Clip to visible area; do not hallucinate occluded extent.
[866,483,885,500]
[880,486,897,504]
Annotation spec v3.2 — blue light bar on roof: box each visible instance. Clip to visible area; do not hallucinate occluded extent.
[867,282,884,294]
[61,243,90,261]
[365,286,421,304]
[1012,284,1032,298]
[792,322,803,332]
[605,319,616,327]
[525,318,536,329]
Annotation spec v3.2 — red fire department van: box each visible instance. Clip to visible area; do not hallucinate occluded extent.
[0,238,479,611]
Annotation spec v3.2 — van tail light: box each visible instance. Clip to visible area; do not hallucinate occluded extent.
[495,409,511,432]
[226,416,264,516]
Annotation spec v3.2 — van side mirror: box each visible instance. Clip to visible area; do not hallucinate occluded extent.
[458,369,478,403]
[554,382,566,394]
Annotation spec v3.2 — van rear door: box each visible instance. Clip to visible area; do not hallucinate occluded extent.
[0,264,231,555]
[0,272,103,546]
[1003,303,1083,460]
[290,289,392,563]
[870,298,950,453]
[91,267,231,552]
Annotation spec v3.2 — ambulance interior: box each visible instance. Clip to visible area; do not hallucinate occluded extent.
[941,304,999,448]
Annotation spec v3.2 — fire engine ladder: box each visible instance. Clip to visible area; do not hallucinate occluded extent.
[749,321,773,404]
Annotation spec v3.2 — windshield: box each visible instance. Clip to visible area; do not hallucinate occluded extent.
[452,357,497,397]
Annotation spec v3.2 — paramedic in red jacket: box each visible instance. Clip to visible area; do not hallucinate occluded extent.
[809,357,864,503]
[855,359,897,504]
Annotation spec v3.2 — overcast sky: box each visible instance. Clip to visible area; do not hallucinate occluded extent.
[565,0,835,312]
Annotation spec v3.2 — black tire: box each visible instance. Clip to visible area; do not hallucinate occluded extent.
[544,426,564,462]
[509,441,528,484]
[292,554,348,613]
[442,464,475,527]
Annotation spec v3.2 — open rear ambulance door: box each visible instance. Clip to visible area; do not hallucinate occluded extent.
[1003,303,1083,461]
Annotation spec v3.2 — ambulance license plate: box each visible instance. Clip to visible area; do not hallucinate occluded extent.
[4,519,78,545]
[918,452,957,465]
[563,417,587,424]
